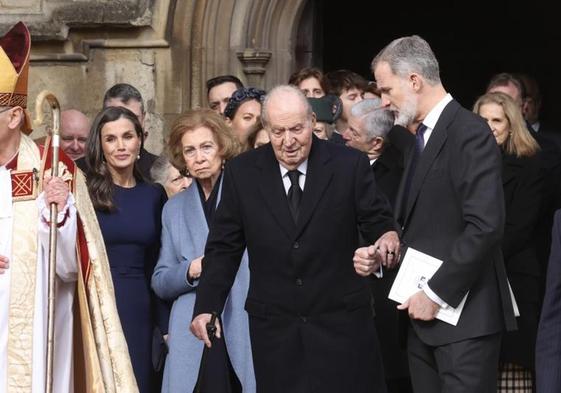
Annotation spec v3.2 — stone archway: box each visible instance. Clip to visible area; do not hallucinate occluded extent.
[1,0,309,152]
[171,0,309,109]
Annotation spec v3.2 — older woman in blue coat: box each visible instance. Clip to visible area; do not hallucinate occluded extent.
[152,109,255,393]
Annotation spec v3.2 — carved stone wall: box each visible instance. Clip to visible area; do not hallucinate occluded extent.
[0,0,308,154]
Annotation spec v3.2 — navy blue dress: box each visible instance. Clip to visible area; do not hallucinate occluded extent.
[96,182,167,393]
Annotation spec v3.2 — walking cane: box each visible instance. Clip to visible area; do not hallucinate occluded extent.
[193,312,219,393]
[34,91,61,393]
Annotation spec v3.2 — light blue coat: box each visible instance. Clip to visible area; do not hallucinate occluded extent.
[151,181,255,393]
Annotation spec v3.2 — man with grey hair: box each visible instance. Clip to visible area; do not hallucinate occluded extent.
[191,84,399,392]
[367,35,517,393]
[343,98,402,203]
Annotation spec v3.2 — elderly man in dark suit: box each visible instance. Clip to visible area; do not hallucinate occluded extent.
[536,209,561,392]
[190,84,400,393]
[365,35,517,393]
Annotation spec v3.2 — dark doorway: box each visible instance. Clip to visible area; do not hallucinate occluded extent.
[296,1,559,123]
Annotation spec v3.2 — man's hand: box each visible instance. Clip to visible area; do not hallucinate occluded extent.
[43,175,69,210]
[188,256,203,281]
[353,246,381,276]
[0,255,9,274]
[190,313,221,348]
[397,290,440,321]
[373,231,400,268]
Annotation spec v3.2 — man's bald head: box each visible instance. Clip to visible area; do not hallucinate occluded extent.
[261,85,313,127]
[60,109,91,161]
[261,85,315,170]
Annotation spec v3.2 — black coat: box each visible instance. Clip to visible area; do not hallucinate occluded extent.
[328,130,346,144]
[372,143,405,208]
[394,100,517,346]
[194,137,396,393]
[500,151,543,368]
[528,127,561,300]
[535,209,561,392]
[370,143,409,378]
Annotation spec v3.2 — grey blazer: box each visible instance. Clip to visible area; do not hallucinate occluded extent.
[151,181,255,393]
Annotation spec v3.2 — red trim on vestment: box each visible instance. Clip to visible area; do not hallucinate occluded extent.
[41,208,70,228]
[5,154,17,170]
[42,137,90,281]
[76,217,90,282]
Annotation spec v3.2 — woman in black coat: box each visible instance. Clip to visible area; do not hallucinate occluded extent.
[474,92,543,393]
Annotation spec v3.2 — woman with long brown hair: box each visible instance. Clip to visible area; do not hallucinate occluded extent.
[85,106,168,393]
[474,92,543,393]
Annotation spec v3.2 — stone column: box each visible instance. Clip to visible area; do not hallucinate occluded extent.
[237,48,272,89]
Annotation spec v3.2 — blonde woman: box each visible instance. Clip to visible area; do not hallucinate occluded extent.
[474,91,543,393]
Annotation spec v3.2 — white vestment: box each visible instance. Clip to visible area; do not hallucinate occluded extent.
[0,165,78,393]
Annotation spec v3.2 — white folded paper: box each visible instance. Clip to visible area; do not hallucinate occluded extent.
[388,247,467,326]
[508,281,521,317]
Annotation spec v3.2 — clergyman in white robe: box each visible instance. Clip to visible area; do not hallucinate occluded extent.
[0,164,78,393]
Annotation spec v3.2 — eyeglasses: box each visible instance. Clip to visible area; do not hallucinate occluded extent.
[0,107,12,115]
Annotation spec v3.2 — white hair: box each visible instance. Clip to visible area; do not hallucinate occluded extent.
[261,85,313,127]
[350,99,395,140]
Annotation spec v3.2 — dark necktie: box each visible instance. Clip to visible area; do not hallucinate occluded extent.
[287,170,302,222]
[402,123,428,210]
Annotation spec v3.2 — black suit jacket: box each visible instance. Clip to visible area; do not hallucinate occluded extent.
[387,124,415,157]
[527,126,561,301]
[372,143,405,208]
[536,121,561,150]
[329,130,346,144]
[395,99,517,346]
[370,143,408,378]
[194,137,396,393]
[535,209,561,392]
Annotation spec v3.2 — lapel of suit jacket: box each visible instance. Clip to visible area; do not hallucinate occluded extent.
[373,145,399,180]
[257,144,296,239]
[372,158,386,178]
[394,144,415,226]
[295,137,334,238]
[403,100,458,227]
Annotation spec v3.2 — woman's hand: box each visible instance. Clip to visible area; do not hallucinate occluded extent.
[188,256,203,281]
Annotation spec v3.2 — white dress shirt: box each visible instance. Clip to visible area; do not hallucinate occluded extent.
[279,160,308,194]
